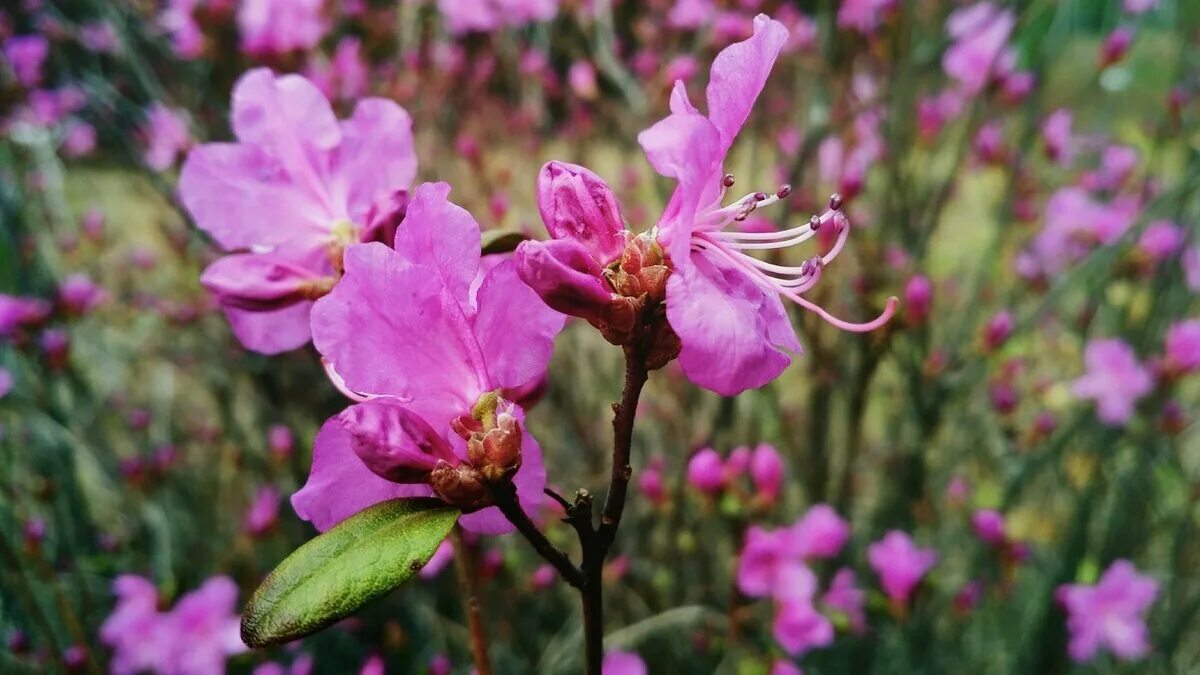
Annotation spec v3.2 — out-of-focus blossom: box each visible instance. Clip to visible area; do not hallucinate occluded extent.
[1124,0,1158,14]
[602,650,646,675]
[1022,188,1139,278]
[749,443,784,502]
[638,15,895,395]
[58,273,107,314]
[1041,109,1073,165]
[1185,247,1200,291]
[954,580,984,614]
[738,525,801,597]
[292,183,563,535]
[238,0,327,57]
[1136,220,1184,263]
[437,0,558,35]
[942,3,1016,95]
[0,368,11,399]
[904,275,932,324]
[358,655,384,675]
[668,0,715,30]
[837,0,896,35]
[791,504,849,559]
[1085,145,1138,192]
[160,0,204,58]
[1057,560,1158,662]
[142,104,191,172]
[61,120,97,158]
[568,60,598,100]
[1163,319,1200,375]
[79,21,119,52]
[983,310,1014,351]
[868,530,938,605]
[971,509,1006,546]
[531,563,556,589]
[686,447,727,494]
[309,37,368,101]
[821,568,866,633]
[3,35,49,87]
[179,68,417,354]
[770,661,803,675]
[1,295,50,338]
[638,457,667,506]
[1100,27,1135,69]
[268,424,294,458]
[100,575,244,675]
[244,485,281,536]
[1071,338,1153,426]
[772,565,834,655]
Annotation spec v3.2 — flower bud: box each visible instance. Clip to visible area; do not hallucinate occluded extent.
[982,311,1014,351]
[515,239,613,322]
[1100,27,1134,69]
[971,509,1007,546]
[463,393,523,482]
[686,448,726,495]
[750,443,785,503]
[429,461,491,511]
[201,254,335,312]
[536,161,625,263]
[336,401,451,483]
[904,275,933,324]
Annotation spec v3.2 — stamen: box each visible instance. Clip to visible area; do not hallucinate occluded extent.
[829,192,843,211]
[723,173,736,188]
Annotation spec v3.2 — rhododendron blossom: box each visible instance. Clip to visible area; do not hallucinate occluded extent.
[237,0,327,57]
[292,183,564,534]
[868,530,938,605]
[638,15,896,395]
[180,68,417,354]
[1071,338,1154,426]
[1057,560,1159,662]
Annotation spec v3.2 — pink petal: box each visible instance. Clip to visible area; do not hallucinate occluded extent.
[514,238,613,321]
[334,98,418,225]
[221,301,314,355]
[472,259,566,390]
[392,182,481,306]
[705,15,790,150]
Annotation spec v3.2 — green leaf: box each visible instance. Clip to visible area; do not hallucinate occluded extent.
[241,498,460,648]
[481,230,529,255]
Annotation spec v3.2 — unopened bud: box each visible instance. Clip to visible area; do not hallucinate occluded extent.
[468,412,523,482]
[429,461,491,511]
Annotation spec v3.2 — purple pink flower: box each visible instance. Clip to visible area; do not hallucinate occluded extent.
[1057,560,1158,662]
[1071,338,1154,426]
[867,530,938,605]
[179,68,417,354]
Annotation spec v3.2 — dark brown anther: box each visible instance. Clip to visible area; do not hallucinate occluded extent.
[809,214,822,231]
[722,173,736,188]
[829,193,843,211]
[754,191,769,202]
[776,184,792,199]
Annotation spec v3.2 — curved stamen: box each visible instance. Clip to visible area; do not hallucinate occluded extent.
[712,209,834,242]
[322,358,413,404]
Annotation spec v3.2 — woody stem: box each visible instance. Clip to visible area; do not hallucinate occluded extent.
[450,526,494,675]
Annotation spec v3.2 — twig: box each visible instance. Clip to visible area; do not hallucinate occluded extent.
[450,527,494,675]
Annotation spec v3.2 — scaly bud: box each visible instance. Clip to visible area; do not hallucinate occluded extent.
[429,461,491,511]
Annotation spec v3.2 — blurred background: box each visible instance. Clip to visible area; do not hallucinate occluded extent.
[1,0,1198,673]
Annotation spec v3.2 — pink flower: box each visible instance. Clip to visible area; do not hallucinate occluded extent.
[437,0,558,35]
[1185,247,1200,291]
[638,457,667,506]
[100,575,244,675]
[1164,319,1200,374]
[1041,109,1073,165]
[3,35,49,87]
[1071,338,1154,426]
[903,275,932,324]
[359,655,384,675]
[237,0,327,57]
[668,0,716,30]
[749,443,784,501]
[942,3,1016,95]
[686,447,727,494]
[771,566,834,655]
[737,525,802,598]
[970,509,1006,546]
[268,424,294,458]
[1057,560,1158,662]
[1100,27,1135,69]
[602,650,646,675]
[308,37,368,101]
[244,485,281,536]
[837,0,896,35]
[867,530,938,604]
[791,503,850,559]
[179,68,417,354]
[61,121,97,158]
[638,15,895,395]
[821,568,866,634]
[982,310,1014,350]
[292,183,564,535]
[1137,220,1184,263]
[568,60,598,100]
[1124,0,1158,15]
[58,273,106,314]
[142,104,191,172]
[0,294,51,338]
[160,0,204,59]
[1023,188,1139,277]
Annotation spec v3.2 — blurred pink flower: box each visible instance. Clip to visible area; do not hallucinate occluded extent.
[1136,220,1184,263]
[292,183,563,534]
[983,310,1014,351]
[1057,560,1158,662]
[568,60,599,100]
[268,424,294,458]
[142,104,191,172]
[437,0,558,35]
[1024,188,1139,277]
[0,368,11,399]
[772,565,834,655]
[1100,26,1135,69]
[238,0,327,57]
[868,530,938,605]
[1164,319,1200,374]
[602,650,646,675]
[821,568,866,633]
[160,0,204,58]
[749,443,784,501]
[3,35,49,87]
[1071,338,1153,426]
[0,294,51,338]
[58,273,107,314]
[1041,109,1073,166]
[792,503,850,559]
[903,275,932,324]
[970,509,1006,546]
[770,661,803,675]
[100,575,244,675]
[638,14,895,395]
[244,485,281,536]
[837,0,896,35]
[638,457,667,506]
[179,68,417,354]
[358,655,384,675]
[61,120,97,158]
[1124,0,1158,14]
[668,0,716,30]
[686,447,727,494]
[942,3,1015,94]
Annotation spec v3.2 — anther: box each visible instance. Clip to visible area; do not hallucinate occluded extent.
[776,184,792,199]
[722,173,736,188]
[809,214,821,231]
[829,193,843,211]
[754,191,769,202]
